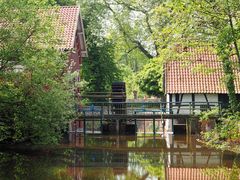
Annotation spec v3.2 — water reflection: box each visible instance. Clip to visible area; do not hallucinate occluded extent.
[0,135,239,180]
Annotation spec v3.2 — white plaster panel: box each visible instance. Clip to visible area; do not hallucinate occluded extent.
[167,93,219,115]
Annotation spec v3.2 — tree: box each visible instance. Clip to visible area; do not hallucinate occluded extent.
[80,1,121,95]
[78,1,176,98]
[81,39,121,93]
[0,0,75,144]
[102,0,169,59]
[91,1,165,97]
[137,58,163,97]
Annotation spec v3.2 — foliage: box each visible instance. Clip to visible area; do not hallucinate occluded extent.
[199,108,219,122]
[120,67,144,99]
[80,0,174,98]
[80,1,121,95]
[80,0,240,104]
[137,58,163,97]
[48,0,77,5]
[102,0,175,97]
[201,111,240,153]
[81,39,121,93]
[0,0,76,144]
[132,153,165,179]
[103,0,173,59]
[0,151,73,179]
[204,163,240,180]
[217,111,240,142]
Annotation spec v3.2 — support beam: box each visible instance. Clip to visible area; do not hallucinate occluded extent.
[177,94,184,114]
[203,94,210,109]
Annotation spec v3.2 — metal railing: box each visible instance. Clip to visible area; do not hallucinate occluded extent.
[79,101,221,117]
[75,101,221,135]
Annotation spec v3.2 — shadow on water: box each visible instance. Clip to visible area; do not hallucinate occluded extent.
[0,134,239,180]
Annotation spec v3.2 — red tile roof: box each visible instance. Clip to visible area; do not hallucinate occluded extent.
[59,6,80,49]
[54,6,80,50]
[49,6,87,56]
[165,47,240,94]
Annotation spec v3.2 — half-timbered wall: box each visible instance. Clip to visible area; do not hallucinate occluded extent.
[167,93,218,115]
[165,93,219,133]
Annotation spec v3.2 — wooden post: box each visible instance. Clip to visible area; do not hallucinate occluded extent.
[144,119,146,136]
[186,119,188,136]
[92,111,94,134]
[116,119,119,135]
[100,103,103,133]
[153,112,156,136]
[134,118,137,134]
[83,118,86,135]
[134,111,137,134]
[189,102,192,115]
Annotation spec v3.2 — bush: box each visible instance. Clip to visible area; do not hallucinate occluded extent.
[0,0,76,144]
[201,110,240,152]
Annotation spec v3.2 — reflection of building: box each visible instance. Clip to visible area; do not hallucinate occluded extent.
[166,167,228,180]
[68,133,85,147]
[66,135,238,179]
[165,135,225,167]
[67,135,129,179]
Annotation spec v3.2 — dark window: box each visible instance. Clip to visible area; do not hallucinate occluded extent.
[236,94,240,102]
[218,94,229,109]
[175,94,180,105]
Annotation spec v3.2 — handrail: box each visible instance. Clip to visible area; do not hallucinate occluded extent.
[78,101,222,116]
[80,101,221,105]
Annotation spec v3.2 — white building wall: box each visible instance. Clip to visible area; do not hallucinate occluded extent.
[170,93,218,115]
[165,93,219,134]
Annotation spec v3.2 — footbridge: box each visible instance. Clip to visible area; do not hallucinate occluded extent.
[75,101,222,135]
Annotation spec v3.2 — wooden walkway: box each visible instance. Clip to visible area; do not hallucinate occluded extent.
[75,101,221,134]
